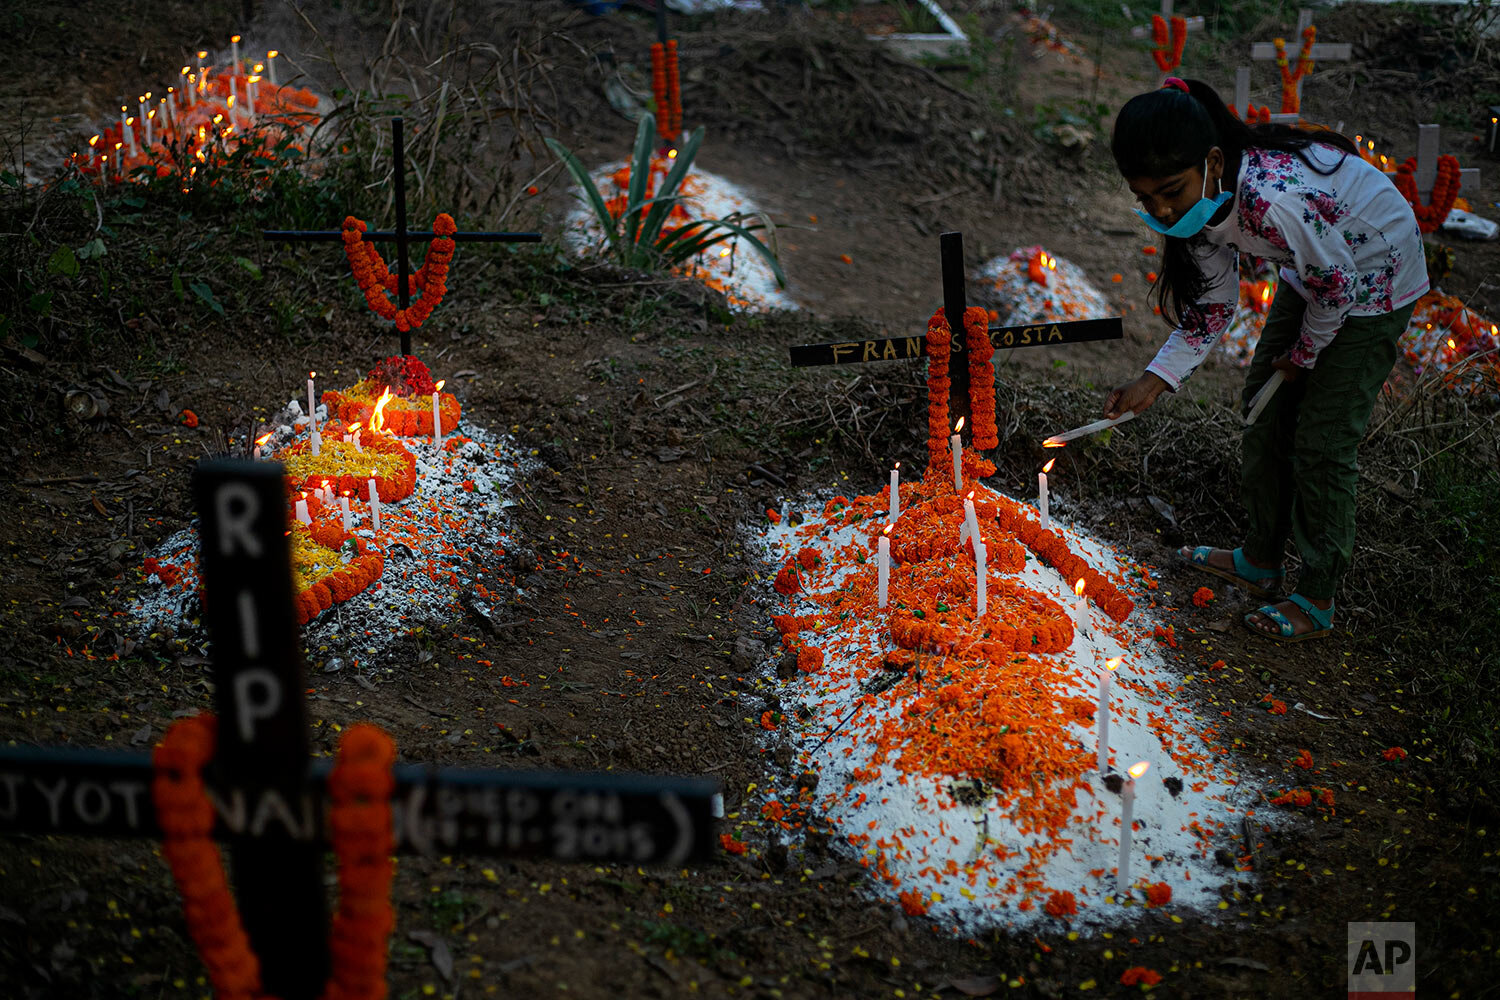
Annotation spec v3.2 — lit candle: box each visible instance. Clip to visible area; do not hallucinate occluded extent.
[1039,458,1054,531]
[253,432,272,460]
[294,493,311,525]
[181,68,193,107]
[87,135,100,176]
[960,491,979,550]
[974,537,987,617]
[1073,578,1088,631]
[138,96,148,145]
[267,50,279,87]
[197,50,206,81]
[1491,118,1498,154]
[160,96,171,133]
[1118,761,1150,895]
[145,108,155,148]
[1096,657,1120,774]
[369,472,381,534]
[888,462,900,523]
[113,142,123,179]
[950,417,964,492]
[341,492,354,534]
[231,34,242,75]
[306,369,318,431]
[351,423,363,452]
[248,73,260,122]
[321,479,332,505]
[431,379,446,450]
[876,524,892,608]
[121,107,136,156]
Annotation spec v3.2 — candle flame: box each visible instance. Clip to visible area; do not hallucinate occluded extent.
[255,432,273,446]
[894,461,900,470]
[1073,578,1086,598]
[668,148,678,159]
[268,50,279,58]
[349,422,361,432]
[89,135,99,147]
[954,417,964,433]
[1105,657,1121,671]
[1042,438,1065,448]
[310,371,316,378]
[1447,338,1456,350]
[1042,458,1055,473]
[370,388,394,435]
[435,379,445,392]
[232,34,241,42]
[182,66,191,75]
[321,479,330,489]
[966,491,974,501]
[882,523,894,536]
[1128,761,1150,779]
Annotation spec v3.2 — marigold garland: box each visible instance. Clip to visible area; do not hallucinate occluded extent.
[152,715,397,1000]
[925,308,952,473]
[1272,26,1316,113]
[964,306,998,450]
[342,214,457,331]
[281,429,417,505]
[1150,15,1188,73]
[1393,154,1462,233]
[649,40,682,142]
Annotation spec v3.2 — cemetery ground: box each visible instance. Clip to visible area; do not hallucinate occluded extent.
[0,0,1497,996]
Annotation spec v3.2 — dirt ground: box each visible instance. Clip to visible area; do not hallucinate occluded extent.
[0,1,1496,998]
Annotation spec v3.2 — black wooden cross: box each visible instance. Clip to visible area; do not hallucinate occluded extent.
[0,460,720,1000]
[262,117,544,356]
[788,232,1123,444]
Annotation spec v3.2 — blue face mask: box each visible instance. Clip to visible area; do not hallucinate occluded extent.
[1135,157,1233,238]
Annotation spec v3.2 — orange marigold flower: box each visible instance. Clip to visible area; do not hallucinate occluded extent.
[1382,746,1407,761]
[839,253,853,264]
[898,890,928,916]
[526,185,539,196]
[1270,788,1313,807]
[719,833,747,855]
[1044,890,1077,917]
[1292,749,1313,770]
[766,508,781,524]
[1111,273,1124,283]
[1261,695,1287,715]
[1190,586,1215,607]
[797,547,821,570]
[1209,659,1226,670]
[759,710,780,731]
[797,645,824,673]
[1145,882,1171,907]
[180,409,199,428]
[773,560,801,595]
[1120,967,1163,986]
[1146,271,1158,283]
[1142,245,1158,255]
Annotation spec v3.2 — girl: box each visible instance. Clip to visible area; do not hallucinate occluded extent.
[1104,77,1426,643]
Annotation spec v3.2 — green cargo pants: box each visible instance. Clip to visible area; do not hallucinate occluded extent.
[1239,286,1415,601]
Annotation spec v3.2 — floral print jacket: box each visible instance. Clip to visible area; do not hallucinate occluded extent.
[1146,143,1427,390]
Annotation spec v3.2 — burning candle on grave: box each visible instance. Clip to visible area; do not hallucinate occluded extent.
[1039,458,1055,531]
[975,536,988,617]
[320,479,332,505]
[960,491,979,550]
[1097,657,1120,774]
[888,462,900,523]
[350,422,363,452]
[248,72,261,121]
[138,96,148,143]
[181,68,192,107]
[876,523,892,608]
[306,370,319,448]
[113,143,123,179]
[340,491,354,534]
[231,34,242,74]
[294,492,311,525]
[87,135,100,175]
[1118,761,1150,895]
[1491,118,1498,154]
[950,417,964,491]
[368,471,382,534]
[121,107,136,156]
[431,379,445,450]
[267,50,279,87]
[253,432,272,460]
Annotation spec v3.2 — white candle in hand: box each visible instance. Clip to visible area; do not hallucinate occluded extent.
[368,473,381,535]
[1039,458,1054,531]
[431,379,446,450]
[1118,761,1150,896]
[1097,658,1120,774]
[888,462,900,523]
[950,417,964,491]
[877,525,892,608]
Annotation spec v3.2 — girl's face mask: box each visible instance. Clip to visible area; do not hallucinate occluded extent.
[1133,155,1233,238]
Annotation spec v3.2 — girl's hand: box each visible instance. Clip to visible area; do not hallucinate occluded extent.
[1104,373,1169,419]
[1271,353,1304,382]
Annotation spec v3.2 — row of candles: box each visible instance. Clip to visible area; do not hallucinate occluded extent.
[75,35,288,181]
[860,423,1150,893]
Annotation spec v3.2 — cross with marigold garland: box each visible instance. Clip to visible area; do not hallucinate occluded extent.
[0,461,721,1000]
[263,117,543,357]
[1249,9,1351,113]
[788,232,1122,458]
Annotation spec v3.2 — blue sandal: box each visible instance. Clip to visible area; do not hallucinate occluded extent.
[1244,594,1334,643]
[1179,545,1284,600]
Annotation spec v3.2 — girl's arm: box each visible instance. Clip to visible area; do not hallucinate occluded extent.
[1268,200,1360,368]
[1143,242,1239,391]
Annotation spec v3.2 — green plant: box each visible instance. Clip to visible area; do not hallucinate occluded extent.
[545,113,785,287]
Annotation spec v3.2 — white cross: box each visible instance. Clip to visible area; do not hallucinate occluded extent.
[1232,67,1300,125]
[1129,0,1205,42]
[1249,9,1352,108]
[1392,124,1480,199]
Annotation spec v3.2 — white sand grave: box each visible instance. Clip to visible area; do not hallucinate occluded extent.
[975,246,1113,328]
[746,481,1273,933]
[563,158,795,312]
[131,402,534,667]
